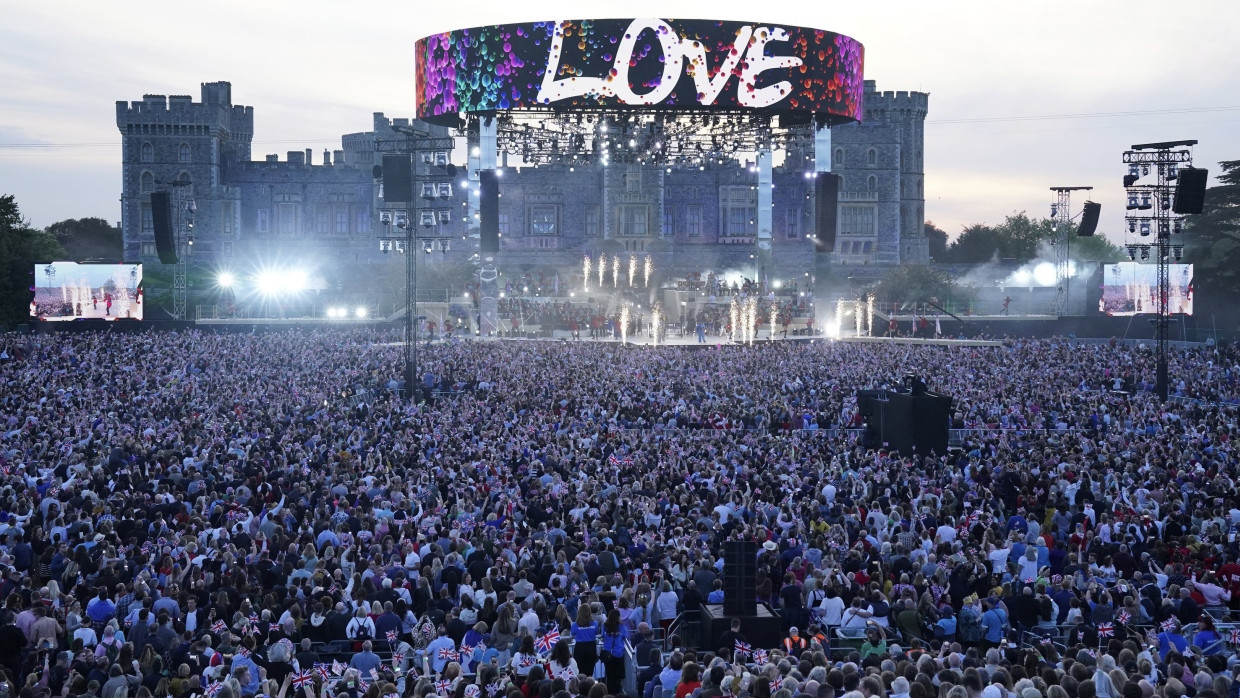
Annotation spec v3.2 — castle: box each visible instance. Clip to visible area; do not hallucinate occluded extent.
[117,81,927,301]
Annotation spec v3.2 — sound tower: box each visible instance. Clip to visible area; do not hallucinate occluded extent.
[814,173,840,250]
[723,540,757,616]
[382,154,413,203]
[1077,201,1101,237]
[1173,167,1208,215]
[479,169,499,254]
[150,191,177,265]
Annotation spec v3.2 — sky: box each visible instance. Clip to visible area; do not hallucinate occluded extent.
[2,0,1238,248]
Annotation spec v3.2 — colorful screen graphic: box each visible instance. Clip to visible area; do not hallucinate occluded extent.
[1100,262,1193,316]
[416,19,864,122]
[32,262,143,321]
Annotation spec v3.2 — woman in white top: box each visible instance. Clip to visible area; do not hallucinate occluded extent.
[1017,548,1039,582]
[817,587,846,626]
[547,639,580,681]
[509,635,540,678]
[345,607,376,639]
[838,598,873,637]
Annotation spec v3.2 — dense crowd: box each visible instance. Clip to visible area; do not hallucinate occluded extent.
[0,330,1239,698]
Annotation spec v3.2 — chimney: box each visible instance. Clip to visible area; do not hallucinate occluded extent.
[265,154,278,163]
[333,150,345,165]
[287,151,305,165]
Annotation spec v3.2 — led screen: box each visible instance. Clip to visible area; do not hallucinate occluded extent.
[32,262,143,321]
[415,19,864,122]
[1100,262,1192,316]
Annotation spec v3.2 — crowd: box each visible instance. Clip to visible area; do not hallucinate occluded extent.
[0,330,1238,698]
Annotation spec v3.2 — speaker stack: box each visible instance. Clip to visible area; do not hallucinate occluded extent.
[723,540,757,616]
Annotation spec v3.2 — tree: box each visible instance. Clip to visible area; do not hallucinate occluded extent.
[873,264,971,306]
[45,217,122,261]
[0,194,65,328]
[1182,159,1240,319]
[924,221,948,261]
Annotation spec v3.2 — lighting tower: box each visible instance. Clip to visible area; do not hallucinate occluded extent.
[1122,140,1197,401]
[1049,186,1092,316]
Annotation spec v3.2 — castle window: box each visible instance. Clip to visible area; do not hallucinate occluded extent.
[620,205,648,236]
[785,206,801,239]
[867,175,877,192]
[141,142,154,163]
[663,209,674,238]
[141,204,153,234]
[832,148,844,168]
[257,209,270,234]
[335,207,349,235]
[867,149,877,166]
[685,205,702,237]
[719,186,756,237]
[528,205,559,236]
[586,208,600,237]
[498,213,510,236]
[141,242,157,257]
[140,171,154,193]
[179,143,191,163]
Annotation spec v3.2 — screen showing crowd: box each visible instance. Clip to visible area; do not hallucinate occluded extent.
[1100,262,1193,316]
[31,262,143,321]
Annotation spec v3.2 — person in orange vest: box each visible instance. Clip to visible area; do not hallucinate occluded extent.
[782,626,808,655]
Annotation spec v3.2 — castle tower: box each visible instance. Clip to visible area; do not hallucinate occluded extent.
[116,81,253,263]
[861,81,929,264]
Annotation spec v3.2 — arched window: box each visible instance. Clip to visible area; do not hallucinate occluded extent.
[832,148,844,167]
[867,175,877,192]
[140,171,154,193]
[177,171,193,194]
[178,143,191,163]
[141,142,154,163]
[867,148,877,166]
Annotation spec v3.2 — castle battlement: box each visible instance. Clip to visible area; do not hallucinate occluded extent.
[116,82,253,136]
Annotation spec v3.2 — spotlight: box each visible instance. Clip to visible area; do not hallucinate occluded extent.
[1128,220,1136,234]
[1172,245,1184,261]
[423,244,433,254]
[1139,221,1151,237]
[1126,245,1137,261]
[1123,174,1139,187]
[1032,262,1056,287]
[217,272,235,288]
[256,271,282,296]
[187,235,194,246]
[1140,247,1150,261]
[355,306,368,318]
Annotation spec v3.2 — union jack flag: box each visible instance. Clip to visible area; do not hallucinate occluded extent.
[734,640,752,658]
[1097,623,1114,637]
[332,660,345,676]
[535,629,560,654]
[205,683,223,698]
[436,680,454,696]
[486,683,505,697]
[358,680,369,693]
[752,649,769,665]
[1161,618,1177,632]
[392,652,404,664]
[1230,629,1240,644]
[314,664,331,680]
[248,613,260,625]
[1117,610,1132,625]
[437,647,459,662]
[237,648,250,658]
[211,620,226,634]
[387,630,399,643]
[292,672,315,689]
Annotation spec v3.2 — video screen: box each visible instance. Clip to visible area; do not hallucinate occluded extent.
[1100,262,1193,316]
[32,262,143,321]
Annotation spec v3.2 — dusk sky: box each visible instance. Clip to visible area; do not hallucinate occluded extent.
[2,0,1237,247]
